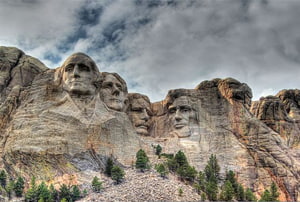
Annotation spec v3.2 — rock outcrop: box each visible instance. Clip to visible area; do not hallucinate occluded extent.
[0,46,300,201]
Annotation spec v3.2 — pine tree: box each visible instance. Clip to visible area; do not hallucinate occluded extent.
[92,176,103,193]
[259,189,271,202]
[155,163,168,178]
[5,180,14,199]
[59,184,71,202]
[270,182,279,202]
[196,171,206,192]
[225,170,245,201]
[174,150,188,167]
[220,180,235,201]
[135,149,149,172]
[82,189,88,197]
[236,183,245,201]
[155,144,162,156]
[177,165,197,182]
[0,170,7,188]
[204,154,220,184]
[166,158,178,172]
[14,176,25,197]
[105,158,114,177]
[25,176,38,202]
[37,181,51,202]
[201,192,207,201]
[245,188,257,201]
[204,154,220,201]
[49,184,58,202]
[111,165,125,184]
[178,188,183,196]
[206,181,218,201]
[226,170,238,193]
[71,185,81,201]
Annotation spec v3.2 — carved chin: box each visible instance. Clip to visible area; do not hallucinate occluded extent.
[171,126,191,138]
[136,127,149,136]
[106,102,124,111]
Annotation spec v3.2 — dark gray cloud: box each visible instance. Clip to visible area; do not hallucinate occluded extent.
[1,0,300,101]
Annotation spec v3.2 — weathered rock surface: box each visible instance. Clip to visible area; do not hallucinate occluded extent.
[0,46,300,201]
[79,168,201,202]
[146,78,300,201]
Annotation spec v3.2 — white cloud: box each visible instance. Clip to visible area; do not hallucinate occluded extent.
[1,0,300,102]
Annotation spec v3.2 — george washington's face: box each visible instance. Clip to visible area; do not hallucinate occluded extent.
[62,54,97,95]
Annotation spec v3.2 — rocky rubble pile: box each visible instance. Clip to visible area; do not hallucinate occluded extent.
[79,168,200,202]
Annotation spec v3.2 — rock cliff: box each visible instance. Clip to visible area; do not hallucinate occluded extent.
[0,46,299,201]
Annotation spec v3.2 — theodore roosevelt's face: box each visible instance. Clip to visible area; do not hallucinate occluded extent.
[128,97,151,136]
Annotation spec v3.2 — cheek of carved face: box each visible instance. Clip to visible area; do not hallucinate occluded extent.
[100,75,126,111]
[62,60,96,95]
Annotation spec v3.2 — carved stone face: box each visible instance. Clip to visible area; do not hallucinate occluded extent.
[100,74,127,111]
[128,97,151,136]
[62,54,97,95]
[168,96,197,137]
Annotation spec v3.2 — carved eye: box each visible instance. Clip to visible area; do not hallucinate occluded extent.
[78,64,90,72]
[168,107,176,114]
[116,83,123,91]
[180,106,191,113]
[65,64,74,72]
[132,107,143,112]
[103,82,113,88]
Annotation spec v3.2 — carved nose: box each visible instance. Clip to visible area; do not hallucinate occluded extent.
[174,110,182,121]
[73,65,80,78]
[141,109,149,121]
[112,85,120,95]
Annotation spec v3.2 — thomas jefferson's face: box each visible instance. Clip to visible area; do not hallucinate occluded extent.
[168,96,196,137]
[128,98,151,136]
[100,74,127,111]
[62,54,97,95]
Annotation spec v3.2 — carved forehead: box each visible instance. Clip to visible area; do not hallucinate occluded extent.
[103,74,121,83]
[62,53,99,72]
[102,72,128,92]
[128,93,151,110]
[128,93,150,103]
[131,98,150,108]
[169,96,191,107]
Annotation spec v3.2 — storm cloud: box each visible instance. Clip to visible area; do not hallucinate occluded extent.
[1,0,300,101]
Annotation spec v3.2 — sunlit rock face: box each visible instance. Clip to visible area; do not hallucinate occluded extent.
[0,48,140,180]
[0,46,299,201]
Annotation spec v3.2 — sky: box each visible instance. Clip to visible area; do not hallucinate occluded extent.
[1,0,300,102]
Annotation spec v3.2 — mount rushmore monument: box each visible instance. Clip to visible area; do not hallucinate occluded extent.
[0,46,299,201]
